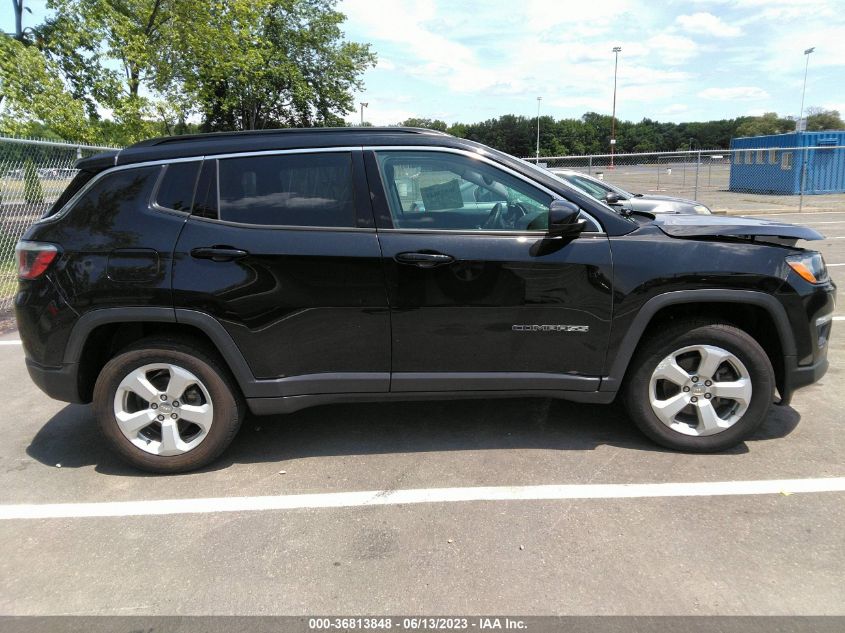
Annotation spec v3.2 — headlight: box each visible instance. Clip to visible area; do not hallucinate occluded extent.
[786,252,829,284]
[693,204,711,214]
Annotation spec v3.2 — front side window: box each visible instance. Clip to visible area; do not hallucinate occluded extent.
[375,151,553,232]
[217,152,355,227]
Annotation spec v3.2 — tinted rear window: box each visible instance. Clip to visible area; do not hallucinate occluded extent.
[217,153,354,227]
[62,166,161,226]
[155,162,200,211]
[43,169,96,219]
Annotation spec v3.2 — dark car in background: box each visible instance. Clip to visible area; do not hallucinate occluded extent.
[551,168,713,215]
[14,127,834,472]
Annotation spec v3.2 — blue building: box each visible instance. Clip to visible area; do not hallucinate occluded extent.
[729,130,845,194]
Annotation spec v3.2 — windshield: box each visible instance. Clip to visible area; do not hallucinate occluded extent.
[560,172,633,201]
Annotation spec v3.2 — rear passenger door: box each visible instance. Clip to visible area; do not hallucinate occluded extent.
[171,149,390,396]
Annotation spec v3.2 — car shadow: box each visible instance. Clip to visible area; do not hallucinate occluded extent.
[25,397,802,477]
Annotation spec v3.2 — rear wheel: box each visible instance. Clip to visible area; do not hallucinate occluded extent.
[623,322,775,452]
[93,339,244,473]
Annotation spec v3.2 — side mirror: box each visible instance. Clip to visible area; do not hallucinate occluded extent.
[548,200,586,239]
[604,192,622,205]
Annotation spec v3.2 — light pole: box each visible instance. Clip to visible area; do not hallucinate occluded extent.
[359,102,368,126]
[797,47,815,132]
[610,46,622,169]
[535,96,542,161]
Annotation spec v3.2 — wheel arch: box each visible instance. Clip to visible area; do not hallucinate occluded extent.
[603,290,796,396]
[66,308,256,402]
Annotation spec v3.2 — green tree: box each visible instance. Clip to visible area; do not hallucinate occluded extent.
[735,112,792,137]
[400,117,448,132]
[805,107,844,131]
[166,0,376,130]
[23,158,44,204]
[0,35,92,140]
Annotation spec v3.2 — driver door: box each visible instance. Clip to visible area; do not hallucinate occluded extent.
[365,149,614,394]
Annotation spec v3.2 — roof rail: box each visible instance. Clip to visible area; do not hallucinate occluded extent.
[128,127,450,149]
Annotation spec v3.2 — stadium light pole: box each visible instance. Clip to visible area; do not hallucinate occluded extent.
[360,102,368,126]
[797,47,815,132]
[610,46,622,169]
[535,96,542,161]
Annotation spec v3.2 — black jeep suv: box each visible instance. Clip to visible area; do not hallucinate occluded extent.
[15,128,835,472]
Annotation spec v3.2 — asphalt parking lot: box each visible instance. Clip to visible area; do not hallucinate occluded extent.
[0,211,843,617]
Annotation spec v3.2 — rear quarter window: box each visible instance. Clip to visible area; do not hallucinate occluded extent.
[60,166,161,230]
[42,169,95,219]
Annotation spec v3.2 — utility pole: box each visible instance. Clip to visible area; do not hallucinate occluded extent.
[535,97,542,161]
[360,102,368,126]
[798,47,814,212]
[797,47,815,132]
[610,46,622,169]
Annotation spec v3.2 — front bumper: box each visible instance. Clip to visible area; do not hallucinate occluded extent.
[25,358,84,404]
[778,354,829,406]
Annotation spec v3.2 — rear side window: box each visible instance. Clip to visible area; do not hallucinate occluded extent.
[217,153,355,227]
[155,161,200,212]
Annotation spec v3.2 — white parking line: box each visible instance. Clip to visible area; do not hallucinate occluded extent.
[0,340,22,346]
[1,478,844,520]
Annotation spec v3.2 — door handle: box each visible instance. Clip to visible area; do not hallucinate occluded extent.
[191,246,250,262]
[395,251,455,268]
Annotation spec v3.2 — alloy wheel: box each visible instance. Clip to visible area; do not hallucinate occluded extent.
[113,363,214,456]
[648,344,752,437]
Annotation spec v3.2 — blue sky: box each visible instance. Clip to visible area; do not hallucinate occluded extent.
[338,0,845,125]
[4,0,844,126]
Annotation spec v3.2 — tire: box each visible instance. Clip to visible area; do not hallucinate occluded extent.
[623,321,775,452]
[93,338,245,473]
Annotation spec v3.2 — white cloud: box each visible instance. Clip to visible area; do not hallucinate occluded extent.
[340,0,845,125]
[643,34,699,65]
[676,12,742,37]
[659,104,690,115]
[698,86,770,100]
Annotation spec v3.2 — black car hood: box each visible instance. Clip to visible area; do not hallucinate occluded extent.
[652,214,824,241]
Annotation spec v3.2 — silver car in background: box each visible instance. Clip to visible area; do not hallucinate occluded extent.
[550,168,712,215]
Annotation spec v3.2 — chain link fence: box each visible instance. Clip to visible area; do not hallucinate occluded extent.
[0,137,118,314]
[527,147,845,216]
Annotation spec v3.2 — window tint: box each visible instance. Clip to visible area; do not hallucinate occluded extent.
[217,153,355,227]
[192,160,218,220]
[155,161,200,211]
[62,166,161,227]
[375,151,553,232]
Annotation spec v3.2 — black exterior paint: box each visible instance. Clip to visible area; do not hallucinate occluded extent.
[15,128,836,413]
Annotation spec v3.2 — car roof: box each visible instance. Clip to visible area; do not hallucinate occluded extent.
[74,127,636,235]
[78,127,459,170]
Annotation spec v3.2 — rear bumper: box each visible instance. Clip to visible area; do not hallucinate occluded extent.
[25,358,84,404]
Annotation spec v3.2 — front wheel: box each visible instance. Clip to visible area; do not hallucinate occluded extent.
[93,339,244,473]
[623,322,775,452]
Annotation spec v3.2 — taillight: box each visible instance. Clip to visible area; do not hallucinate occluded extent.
[16,241,59,280]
